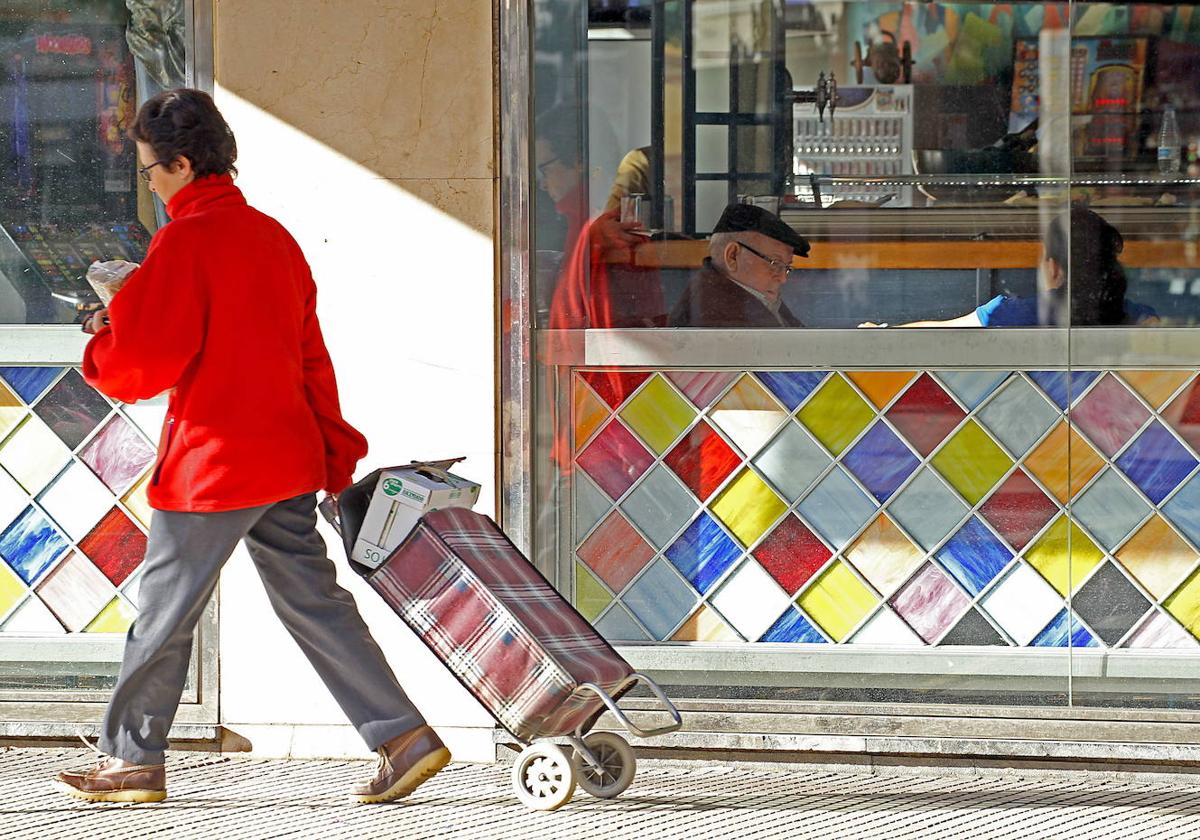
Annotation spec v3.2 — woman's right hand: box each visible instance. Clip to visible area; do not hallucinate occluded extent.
[81,308,110,335]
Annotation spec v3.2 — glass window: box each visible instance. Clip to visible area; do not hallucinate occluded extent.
[0,0,186,325]
[518,1,1200,719]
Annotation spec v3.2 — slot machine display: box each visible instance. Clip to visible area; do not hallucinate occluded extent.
[0,14,147,323]
[1010,37,1149,166]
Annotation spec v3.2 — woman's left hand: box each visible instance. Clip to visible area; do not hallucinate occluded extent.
[81,308,110,335]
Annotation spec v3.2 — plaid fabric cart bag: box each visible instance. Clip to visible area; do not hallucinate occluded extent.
[321,467,681,811]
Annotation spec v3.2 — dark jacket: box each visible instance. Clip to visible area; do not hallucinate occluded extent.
[668,258,803,327]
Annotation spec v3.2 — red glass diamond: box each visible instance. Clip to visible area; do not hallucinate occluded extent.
[576,420,654,500]
[577,511,655,592]
[886,374,967,457]
[979,469,1058,551]
[1163,380,1200,453]
[579,371,651,410]
[78,508,147,586]
[753,516,832,595]
[1072,374,1150,458]
[663,421,741,501]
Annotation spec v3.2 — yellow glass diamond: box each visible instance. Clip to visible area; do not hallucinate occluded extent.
[1025,515,1104,596]
[85,597,136,634]
[931,420,1013,505]
[1165,567,1200,640]
[619,374,696,454]
[0,564,25,618]
[798,560,878,642]
[0,381,23,443]
[1117,516,1198,599]
[575,562,611,622]
[797,374,875,456]
[574,378,609,451]
[671,605,741,641]
[711,468,787,547]
[122,472,154,530]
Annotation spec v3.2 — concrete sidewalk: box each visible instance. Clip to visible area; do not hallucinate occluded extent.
[4,747,1200,839]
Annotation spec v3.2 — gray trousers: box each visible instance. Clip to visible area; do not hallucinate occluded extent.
[99,493,425,765]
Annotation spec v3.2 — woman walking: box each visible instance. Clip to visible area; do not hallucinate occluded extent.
[54,89,449,804]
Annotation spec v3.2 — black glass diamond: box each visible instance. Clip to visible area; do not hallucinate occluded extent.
[32,369,111,451]
[939,607,1009,646]
[1072,562,1152,647]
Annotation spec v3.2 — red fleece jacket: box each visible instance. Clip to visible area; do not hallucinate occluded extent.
[83,175,368,512]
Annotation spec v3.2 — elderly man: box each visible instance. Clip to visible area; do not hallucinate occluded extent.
[669,203,810,327]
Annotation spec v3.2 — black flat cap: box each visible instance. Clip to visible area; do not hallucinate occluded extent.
[713,203,811,257]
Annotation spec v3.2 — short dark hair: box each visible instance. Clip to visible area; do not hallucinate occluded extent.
[129,88,238,178]
[1046,204,1127,326]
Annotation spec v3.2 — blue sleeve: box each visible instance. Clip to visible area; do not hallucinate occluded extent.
[1124,298,1159,324]
[977,295,1037,327]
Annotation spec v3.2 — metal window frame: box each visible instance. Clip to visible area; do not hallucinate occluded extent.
[0,1,218,728]
[498,1,1200,742]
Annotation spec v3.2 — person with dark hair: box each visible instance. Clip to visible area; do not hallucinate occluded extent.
[56,89,448,805]
[861,205,1157,328]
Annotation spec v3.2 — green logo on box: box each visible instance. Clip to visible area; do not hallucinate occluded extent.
[382,478,403,496]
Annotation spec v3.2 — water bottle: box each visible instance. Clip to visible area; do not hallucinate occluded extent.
[1159,104,1182,174]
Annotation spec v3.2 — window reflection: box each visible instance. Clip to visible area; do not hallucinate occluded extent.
[0,1,185,325]
[534,1,1200,328]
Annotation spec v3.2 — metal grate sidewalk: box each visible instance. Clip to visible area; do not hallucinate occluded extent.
[4,747,1200,839]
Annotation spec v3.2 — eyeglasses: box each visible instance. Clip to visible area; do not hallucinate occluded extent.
[736,240,792,275]
[535,156,561,178]
[137,160,169,182]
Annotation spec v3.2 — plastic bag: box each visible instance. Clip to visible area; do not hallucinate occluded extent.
[85,260,139,306]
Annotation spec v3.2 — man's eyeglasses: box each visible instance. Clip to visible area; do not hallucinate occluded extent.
[137,160,169,182]
[535,156,560,178]
[736,240,792,275]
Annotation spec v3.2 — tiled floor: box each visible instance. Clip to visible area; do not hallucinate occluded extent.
[6,747,1200,839]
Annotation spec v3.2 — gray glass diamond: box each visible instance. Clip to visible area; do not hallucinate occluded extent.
[977,376,1059,458]
[594,603,650,641]
[622,558,697,640]
[620,464,697,549]
[1072,469,1151,551]
[888,468,969,551]
[752,420,832,502]
[575,473,612,544]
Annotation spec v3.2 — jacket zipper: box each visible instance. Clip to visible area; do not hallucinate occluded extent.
[152,417,176,486]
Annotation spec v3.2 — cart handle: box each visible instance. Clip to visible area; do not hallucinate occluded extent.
[578,673,683,739]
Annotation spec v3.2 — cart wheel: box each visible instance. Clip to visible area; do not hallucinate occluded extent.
[572,732,636,799]
[512,742,576,811]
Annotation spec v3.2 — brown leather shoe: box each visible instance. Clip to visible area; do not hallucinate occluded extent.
[351,724,450,804]
[55,756,167,804]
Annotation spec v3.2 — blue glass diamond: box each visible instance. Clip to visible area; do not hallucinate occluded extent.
[0,367,63,405]
[1031,609,1099,648]
[0,506,68,585]
[935,517,1013,596]
[843,421,919,502]
[760,608,826,643]
[1115,421,1198,505]
[1027,370,1100,410]
[755,371,828,412]
[665,512,741,593]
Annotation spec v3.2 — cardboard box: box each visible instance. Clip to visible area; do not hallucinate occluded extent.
[351,463,481,569]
